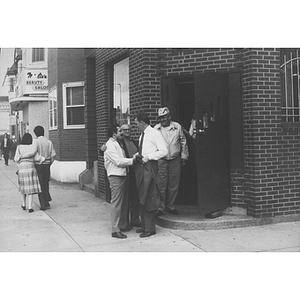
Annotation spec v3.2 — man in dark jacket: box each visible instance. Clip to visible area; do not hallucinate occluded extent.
[119,123,142,230]
[1,133,11,166]
[134,112,167,237]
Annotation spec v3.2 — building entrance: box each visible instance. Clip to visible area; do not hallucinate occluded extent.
[162,72,234,214]
[194,72,231,215]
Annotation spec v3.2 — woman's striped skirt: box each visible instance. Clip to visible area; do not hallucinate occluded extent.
[18,162,41,195]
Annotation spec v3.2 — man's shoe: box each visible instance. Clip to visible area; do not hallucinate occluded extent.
[140,231,156,238]
[166,208,179,215]
[136,228,144,233]
[40,208,46,211]
[21,205,26,210]
[112,232,127,239]
[29,209,34,213]
[155,210,164,217]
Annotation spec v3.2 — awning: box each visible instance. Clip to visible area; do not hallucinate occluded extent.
[9,96,48,111]
[6,62,18,76]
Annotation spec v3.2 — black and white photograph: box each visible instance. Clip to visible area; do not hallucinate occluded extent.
[0,1,299,300]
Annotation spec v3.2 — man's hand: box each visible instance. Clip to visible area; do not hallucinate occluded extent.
[181,158,188,166]
[142,156,149,164]
[100,144,107,152]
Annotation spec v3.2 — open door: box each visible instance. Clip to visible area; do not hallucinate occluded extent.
[194,72,231,215]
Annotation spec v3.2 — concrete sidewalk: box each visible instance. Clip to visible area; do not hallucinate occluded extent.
[0,160,299,252]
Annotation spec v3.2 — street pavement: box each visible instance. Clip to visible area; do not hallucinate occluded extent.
[0,159,299,252]
[1,158,299,300]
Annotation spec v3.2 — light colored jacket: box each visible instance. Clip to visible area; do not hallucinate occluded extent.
[104,138,133,177]
[154,121,189,160]
[14,144,45,164]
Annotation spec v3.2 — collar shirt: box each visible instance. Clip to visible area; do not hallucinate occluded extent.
[33,136,56,164]
[154,121,189,160]
[4,138,7,148]
[139,125,168,161]
[104,137,134,177]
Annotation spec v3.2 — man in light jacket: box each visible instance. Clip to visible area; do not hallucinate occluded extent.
[154,107,189,216]
[104,124,136,239]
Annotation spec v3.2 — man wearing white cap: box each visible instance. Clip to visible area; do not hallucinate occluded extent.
[154,107,189,216]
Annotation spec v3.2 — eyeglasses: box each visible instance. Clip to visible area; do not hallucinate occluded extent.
[121,129,130,131]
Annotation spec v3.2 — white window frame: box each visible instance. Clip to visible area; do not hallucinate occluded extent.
[32,48,45,63]
[49,86,58,130]
[62,81,85,129]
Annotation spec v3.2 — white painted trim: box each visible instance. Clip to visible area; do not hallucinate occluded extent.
[50,160,86,183]
[62,81,85,130]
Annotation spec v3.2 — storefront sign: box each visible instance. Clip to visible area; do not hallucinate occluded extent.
[25,70,48,94]
[0,101,9,112]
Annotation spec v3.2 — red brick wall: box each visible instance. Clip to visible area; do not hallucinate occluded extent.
[48,48,86,162]
[95,48,300,218]
[85,54,97,168]
[242,48,300,217]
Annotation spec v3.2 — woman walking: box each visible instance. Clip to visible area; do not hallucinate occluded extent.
[14,133,44,213]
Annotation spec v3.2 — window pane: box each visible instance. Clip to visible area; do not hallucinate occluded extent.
[32,48,45,62]
[54,108,57,127]
[67,107,84,125]
[66,88,71,106]
[71,86,84,105]
[113,57,130,124]
[50,111,53,128]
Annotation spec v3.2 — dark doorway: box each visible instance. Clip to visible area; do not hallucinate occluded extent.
[194,72,231,214]
[175,77,198,206]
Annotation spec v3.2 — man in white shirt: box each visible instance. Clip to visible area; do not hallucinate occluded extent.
[33,126,56,211]
[134,112,168,238]
[104,124,136,239]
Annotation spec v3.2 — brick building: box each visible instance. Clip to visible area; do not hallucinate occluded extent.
[48,48,97,182]
[92,48,300,219]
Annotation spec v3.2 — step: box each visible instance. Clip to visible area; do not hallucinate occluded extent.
[83,183,95,195]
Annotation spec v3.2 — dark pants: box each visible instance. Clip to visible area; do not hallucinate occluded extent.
[35,164,52,209]
[140,204,156,233]
[3,148,9,165]
[127,168,141,226]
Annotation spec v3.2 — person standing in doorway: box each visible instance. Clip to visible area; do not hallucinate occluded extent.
[23,126,56,211]
[119,123,142,229]
[104,124,136,239]
[134,112,168,238]
[1,133,11,166]
[154,107,189,216]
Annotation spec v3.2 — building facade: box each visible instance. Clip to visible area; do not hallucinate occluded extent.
[93,48,300,219]
[0,96,9,136]
[47,48,97,183]
[6,48,49,141]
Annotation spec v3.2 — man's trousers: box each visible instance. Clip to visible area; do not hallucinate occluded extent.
[140,205,156,233]
[35,164,52,210]
[157,155,181,210]
[108,175,129,233]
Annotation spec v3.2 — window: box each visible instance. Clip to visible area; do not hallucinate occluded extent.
[63,81,85,129]
[32,48,45,62]
[113,57,130,125]
[280,49,300,123]
[49,87,57,130]
[9,78,14,92]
